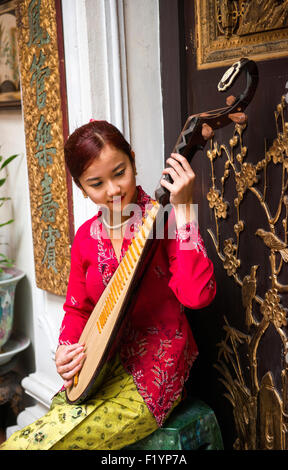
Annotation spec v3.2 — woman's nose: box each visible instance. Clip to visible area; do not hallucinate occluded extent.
[107,181,121,198]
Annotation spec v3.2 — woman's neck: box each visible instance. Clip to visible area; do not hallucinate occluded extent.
[102,216,130,230]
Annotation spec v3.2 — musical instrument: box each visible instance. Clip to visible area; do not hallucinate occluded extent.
[65,57,258,404]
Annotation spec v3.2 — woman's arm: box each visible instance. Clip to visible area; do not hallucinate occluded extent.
[166,219,216,309]
[58,229,94,347]
[161,153,216,309]
[56,228,93,386]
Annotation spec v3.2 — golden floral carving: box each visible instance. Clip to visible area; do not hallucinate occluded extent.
[223,239,240,276]
[260,289,287,328]
[235,163,258,196]
[207,188,229,218]
[234,220,244,236]
[208,95,288,449]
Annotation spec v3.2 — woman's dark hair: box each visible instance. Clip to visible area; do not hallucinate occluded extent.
[64,120,134,186]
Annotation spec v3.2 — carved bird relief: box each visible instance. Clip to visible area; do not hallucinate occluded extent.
[242,265,259,328]
[255,229,288,262]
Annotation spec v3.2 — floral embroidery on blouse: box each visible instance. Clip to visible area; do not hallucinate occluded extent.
[58,340,72,346]
[71,296,79,306]
[176,221,208,258]
[58,325,71,346]
[175,221,198,242]
[208,278,215,290]
[154,265,166,279]
[90,220,117,287]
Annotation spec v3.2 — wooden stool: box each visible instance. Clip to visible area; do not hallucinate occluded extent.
[125,397,223,450]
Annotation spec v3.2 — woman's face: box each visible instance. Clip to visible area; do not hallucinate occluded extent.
[78,144,137,221]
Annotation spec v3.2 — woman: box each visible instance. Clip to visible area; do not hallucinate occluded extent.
[0,120,216,450]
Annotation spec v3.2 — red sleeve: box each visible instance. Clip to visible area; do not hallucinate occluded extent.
[58,229,94,346]
[166,218,216,309]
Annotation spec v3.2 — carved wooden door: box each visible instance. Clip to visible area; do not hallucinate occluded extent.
[178,1,288,450]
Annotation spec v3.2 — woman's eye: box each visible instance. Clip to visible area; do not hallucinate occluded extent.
[89,169,125,188]
[115,169,125,177]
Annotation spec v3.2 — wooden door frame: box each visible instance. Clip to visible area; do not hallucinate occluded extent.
[158,0,187,159]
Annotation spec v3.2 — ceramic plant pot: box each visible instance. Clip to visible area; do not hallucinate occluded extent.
[0,267,25,350]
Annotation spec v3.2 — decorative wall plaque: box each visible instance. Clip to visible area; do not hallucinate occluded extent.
[195,0,288,69]
[16,0,73,296]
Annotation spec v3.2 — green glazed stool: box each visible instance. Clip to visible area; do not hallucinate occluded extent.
[125,397,224,450]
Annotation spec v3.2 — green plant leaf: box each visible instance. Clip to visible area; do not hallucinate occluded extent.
[0,154,19,170]
[0,219,14,227]
[0,178,6,187]
[0,253,14,270]
[0,198,11,209]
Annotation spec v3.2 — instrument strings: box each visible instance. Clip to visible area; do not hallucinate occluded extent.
[73,200,160,388]
[96,201,159,332]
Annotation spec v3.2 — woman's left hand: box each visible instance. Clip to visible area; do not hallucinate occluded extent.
[160,153,195,207]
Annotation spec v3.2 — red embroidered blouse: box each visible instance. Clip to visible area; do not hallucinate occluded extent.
[58,186,216,426]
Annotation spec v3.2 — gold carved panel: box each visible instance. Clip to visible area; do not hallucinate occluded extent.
[195,0,288,69]
[208,95,288,449]
[16,0,73,296]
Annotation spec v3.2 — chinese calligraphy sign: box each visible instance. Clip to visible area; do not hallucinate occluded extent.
[16,0,73,295]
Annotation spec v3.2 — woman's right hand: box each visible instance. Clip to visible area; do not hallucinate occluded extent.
[55,343,86,388]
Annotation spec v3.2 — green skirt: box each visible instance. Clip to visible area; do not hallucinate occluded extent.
[0,354,180,450]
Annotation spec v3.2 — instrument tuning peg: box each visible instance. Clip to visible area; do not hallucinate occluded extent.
[201,123,214,141]
[226,95,236,106]
[228,112,248,124]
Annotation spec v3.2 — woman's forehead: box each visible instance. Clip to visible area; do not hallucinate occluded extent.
[81,146,130,179]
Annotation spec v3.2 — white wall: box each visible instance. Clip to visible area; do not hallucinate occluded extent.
[0,110,34,377]
[123,0,164,195]
[5,0,164,435]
